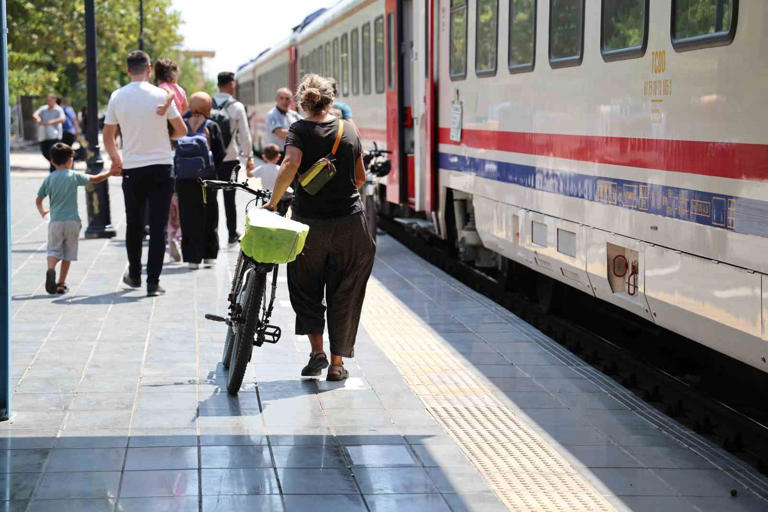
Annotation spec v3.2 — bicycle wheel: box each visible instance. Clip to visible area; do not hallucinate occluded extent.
[227,268,267,395]
[222,252,246,369]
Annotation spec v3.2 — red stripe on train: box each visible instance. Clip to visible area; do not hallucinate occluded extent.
[438,127,768,181]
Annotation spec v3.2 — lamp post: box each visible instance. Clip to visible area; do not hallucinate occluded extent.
[139,0,145,51]
[84,0,116,239]
[0,0,12,420]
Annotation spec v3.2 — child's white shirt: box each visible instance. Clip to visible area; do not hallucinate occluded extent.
[251,162,279,191]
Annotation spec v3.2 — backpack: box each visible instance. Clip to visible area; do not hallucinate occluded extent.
[210,97,235,149]
[174,120,215,181]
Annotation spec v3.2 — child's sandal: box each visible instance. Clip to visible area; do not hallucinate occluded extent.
[56,283,68,294]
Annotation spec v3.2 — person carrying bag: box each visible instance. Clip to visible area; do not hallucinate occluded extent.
[262,74,375,382]
[175,92,226,269]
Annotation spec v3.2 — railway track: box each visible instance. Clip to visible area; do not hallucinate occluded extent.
[379,216,768,475]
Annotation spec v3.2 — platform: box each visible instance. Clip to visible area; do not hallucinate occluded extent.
[4,170,768,511]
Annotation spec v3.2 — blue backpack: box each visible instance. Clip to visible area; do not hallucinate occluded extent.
[174,120,215,181]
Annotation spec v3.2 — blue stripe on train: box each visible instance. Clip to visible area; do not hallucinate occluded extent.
[438,152,768,239]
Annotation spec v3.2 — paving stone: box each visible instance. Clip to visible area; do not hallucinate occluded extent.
[201,468,280,495]
[35,471,121,499]
[119,470,199,497]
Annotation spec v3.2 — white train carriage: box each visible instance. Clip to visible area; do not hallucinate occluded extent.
[236,34,297,151]
[437,0,768,372]
[236,0,768,373]
[294,0,389,150]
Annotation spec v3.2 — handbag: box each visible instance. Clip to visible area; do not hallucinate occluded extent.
[298,119,344,196]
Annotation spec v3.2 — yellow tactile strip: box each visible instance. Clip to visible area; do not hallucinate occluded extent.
[361,279,615,512]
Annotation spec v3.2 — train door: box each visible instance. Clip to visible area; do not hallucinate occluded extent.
[385,0,402,205]
[385,0,436,210]
[409,0,438,213]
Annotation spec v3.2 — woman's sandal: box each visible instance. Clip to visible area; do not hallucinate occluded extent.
[301,351,329,377]
[326,365,348,382]
[56,283,68,294]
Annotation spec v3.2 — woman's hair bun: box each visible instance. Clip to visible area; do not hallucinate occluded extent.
[296,74,334,115]
[301,87,322,105]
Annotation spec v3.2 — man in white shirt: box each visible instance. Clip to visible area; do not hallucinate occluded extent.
[265,88,301,152]
[103,50,187,296]
[212,71,255,245]
[32,94,66,172]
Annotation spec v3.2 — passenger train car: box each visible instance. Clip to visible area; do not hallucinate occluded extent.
[236,0,768,374]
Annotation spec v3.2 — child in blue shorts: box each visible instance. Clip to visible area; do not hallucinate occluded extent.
[35,143,112,294]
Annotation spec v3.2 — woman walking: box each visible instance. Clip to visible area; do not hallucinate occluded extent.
[263,74,375,381]
[176,92,226,269]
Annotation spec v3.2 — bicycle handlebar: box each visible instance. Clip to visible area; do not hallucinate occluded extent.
[200,179,272,200]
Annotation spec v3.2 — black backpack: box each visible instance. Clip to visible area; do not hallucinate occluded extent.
[210,97,235,149]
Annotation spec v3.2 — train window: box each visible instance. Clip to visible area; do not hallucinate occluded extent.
[375,16,385,93]
[351,28,360,95]
[450,0,468,79]
[333,38,340,81]
[557,229,576,257]
[387,12,395,89]
[237,80,255,106]
[341,33,350,96]
[476,0,499,76]
[672,0,737,51]
[362,22,372,94]
[325,42,331,77]
[532,221,547,247]
[508,0,536,72]
[549,0,585,68]
[601,0,648,61]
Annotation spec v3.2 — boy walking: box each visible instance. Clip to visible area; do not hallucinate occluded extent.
[35,143,112,294]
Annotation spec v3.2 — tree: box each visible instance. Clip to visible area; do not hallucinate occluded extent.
[7,0,206,108]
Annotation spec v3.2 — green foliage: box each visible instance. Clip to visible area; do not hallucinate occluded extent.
[7,0,205,109]
[674,0,733,39]
[603,0,646,52]
[476,0,497,73]
[550,0,583,61]
[449,1,467,77]
[509,0,535,68]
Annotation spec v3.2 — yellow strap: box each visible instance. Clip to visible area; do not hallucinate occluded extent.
[331,120,344,155]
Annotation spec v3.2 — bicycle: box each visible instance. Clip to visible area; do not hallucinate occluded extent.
[202,178,284,395]
[362,142,392,241]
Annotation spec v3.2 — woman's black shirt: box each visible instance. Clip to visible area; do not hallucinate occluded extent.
[285,118,362,219]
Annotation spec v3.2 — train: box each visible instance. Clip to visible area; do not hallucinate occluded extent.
[235,0,768,374]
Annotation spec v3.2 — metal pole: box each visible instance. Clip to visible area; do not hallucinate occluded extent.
[0,0,12,421]
[139,0,145,51]
[84,0,116,238]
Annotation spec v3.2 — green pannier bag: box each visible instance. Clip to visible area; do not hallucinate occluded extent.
[240,209,309,264]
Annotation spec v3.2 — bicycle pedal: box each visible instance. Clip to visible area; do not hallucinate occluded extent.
[262,325,281,344]
[204,314,227,323]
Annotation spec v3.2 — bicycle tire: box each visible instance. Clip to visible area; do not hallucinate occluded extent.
[222,252,246,369]
[227,269,266,395]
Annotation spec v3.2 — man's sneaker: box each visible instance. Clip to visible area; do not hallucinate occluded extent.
[188,263,200,270]
[203,258,216,267]
[122,272,141,288]
[228,232,241,246]
[169,239,181,262]
[147,284,165,297]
